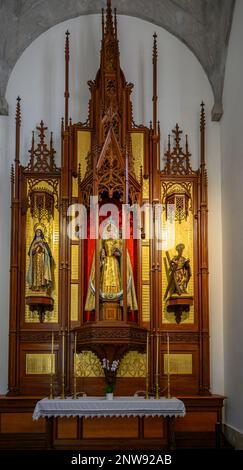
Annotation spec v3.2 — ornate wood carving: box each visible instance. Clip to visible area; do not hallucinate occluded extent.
[8,0,212,399]
[25,121,59,175]
[164,124,193,175]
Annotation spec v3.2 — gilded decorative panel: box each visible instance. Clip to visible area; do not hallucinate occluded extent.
[117,351,146,378]
[142,245,150,281]
[131,132,144,181]
[77,130,91,181]
[72,176,79,198]
[71,284,79,322]
[75,351,104,377]
[163,353,192,375]
[143,177,149,200]
[71,245,79,280]
[161,182,194,324]
[26,353,55,375]
[142,284,150,322]
[25,180,59,323]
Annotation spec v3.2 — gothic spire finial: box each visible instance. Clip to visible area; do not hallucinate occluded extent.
[200,101,206,132]
[64,31,70,130]
[152,33,158,132]
[15,96,21,126]
[105,0,114,35]
[153,32,158,63]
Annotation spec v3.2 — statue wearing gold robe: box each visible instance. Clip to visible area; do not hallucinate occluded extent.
[85,220,138,311]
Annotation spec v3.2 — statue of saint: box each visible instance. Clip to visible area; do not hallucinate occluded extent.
[165,243,191,298]
[85,218,138,311]
[27,228,53,292]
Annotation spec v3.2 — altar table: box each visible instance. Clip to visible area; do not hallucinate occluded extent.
[33,397,185,450]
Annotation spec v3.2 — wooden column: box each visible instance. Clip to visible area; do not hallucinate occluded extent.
[8,97,21,395]
[149,33,161,394]
[122,150,129,323]
[199,102,210,394]
[94,143,100,322]
[64,30,70,131]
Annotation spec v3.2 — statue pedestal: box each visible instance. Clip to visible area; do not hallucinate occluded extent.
[26,295,54,323]
[166,296,193,324]
[100,301,122,321]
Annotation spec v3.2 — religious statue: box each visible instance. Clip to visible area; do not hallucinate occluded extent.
[85,218,138,313]
[27,228,53,292]
[164,243,191,299]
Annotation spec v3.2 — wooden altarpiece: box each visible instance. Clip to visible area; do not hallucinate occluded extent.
[8,0,214,404]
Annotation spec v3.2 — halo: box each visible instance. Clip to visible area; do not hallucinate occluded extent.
[33,222,47,236]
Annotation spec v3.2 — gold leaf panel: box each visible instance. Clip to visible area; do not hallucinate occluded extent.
[26,353,55,375]
[117,351,146,378]
[142,285,150,322]
[76,351,104,378]
[72,176,79,198]
[163,353,192,375]
[143,177,149,200]
[25,180,59,323]
[161,182,194,324]
[77,130,91,181]
[71,284,79,322]
[142,245,150,281]
[71,245,79,280]
[131,132,144,181]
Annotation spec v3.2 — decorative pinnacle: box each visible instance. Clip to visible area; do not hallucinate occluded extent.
[11,164,15,184]
[168,134,171,150]
[185,134,189,153]
[114,8,117,38]
[153,32,158,63]
[15,96,21,125]
[65,30,70,58]
[105,0,114,35]
[37,120,47,144]
[173,123,183,147]
[31,130,35,150]
[50,131,53,148]
[200,101,206,131]
[102,8,105,38]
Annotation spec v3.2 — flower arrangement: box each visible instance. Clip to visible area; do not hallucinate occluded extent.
[102,358,120,394]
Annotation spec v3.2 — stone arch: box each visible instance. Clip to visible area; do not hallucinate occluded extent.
[0,0,235,120]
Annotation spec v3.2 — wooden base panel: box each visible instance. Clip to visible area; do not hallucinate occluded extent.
[0,395,224,450]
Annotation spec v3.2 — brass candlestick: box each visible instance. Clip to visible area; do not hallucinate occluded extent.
[49,331,54,400]
[73,332,77,399]
[145,330,149,399]
[166,332,171,399]
[61,329,65,399]
[155,331,160,399]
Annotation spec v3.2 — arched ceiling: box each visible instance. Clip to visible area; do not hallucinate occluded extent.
[0,0,235,120]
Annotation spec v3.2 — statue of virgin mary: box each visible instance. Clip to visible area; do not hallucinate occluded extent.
[85,218,138,311]
[27,228,53,292]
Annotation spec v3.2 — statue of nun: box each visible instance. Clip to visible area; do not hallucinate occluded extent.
[27,228,53,292]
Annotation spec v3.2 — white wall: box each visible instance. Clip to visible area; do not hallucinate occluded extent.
[0,117,10,393]
[0,14,223,395]
[221,0,243,434]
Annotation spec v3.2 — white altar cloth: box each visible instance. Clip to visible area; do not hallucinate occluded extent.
[33,396,185,420]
